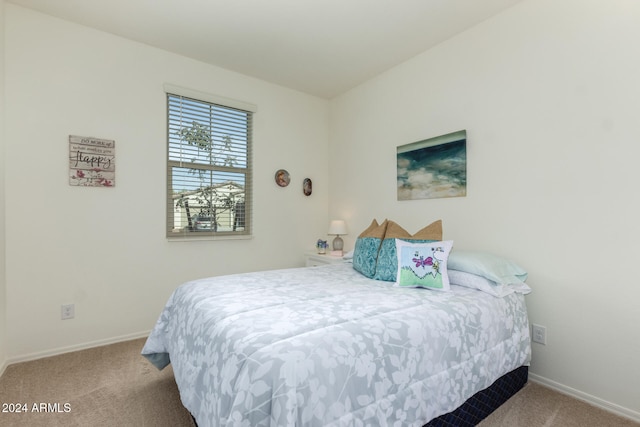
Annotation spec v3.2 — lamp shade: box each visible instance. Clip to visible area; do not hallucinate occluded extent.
[328,220,347,236]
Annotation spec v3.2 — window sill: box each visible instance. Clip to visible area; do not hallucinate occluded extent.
[166,234,252,242]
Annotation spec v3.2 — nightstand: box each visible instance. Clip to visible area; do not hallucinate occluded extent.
[304,251,345,267]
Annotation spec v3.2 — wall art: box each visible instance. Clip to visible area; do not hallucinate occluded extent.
[303,178,312,196]
[275,169,290,187]
[69,135,115,187]
[397,130,466,200]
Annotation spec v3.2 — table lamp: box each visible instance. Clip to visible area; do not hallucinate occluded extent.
[328,220,347,255]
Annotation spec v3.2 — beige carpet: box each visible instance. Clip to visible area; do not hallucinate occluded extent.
[0,338,637,427]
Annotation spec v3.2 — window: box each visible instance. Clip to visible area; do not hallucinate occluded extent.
[166,85,254,239]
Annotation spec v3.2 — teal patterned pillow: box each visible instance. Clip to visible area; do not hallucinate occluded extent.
[373,220,442,282]
[352,237,382,278]
[395,240,454,290]
[352,219,388,278]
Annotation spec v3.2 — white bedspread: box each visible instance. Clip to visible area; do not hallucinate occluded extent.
[142,263,531,427]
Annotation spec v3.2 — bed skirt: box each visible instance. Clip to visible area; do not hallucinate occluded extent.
[424,365,529,426]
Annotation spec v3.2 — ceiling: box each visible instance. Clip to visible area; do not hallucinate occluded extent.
[8,0,525,99]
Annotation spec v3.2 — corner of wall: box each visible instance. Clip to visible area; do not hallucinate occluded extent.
[0,0,8,373]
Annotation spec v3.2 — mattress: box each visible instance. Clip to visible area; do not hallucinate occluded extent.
[142,263,531,426]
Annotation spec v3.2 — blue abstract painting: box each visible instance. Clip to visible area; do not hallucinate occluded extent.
[397,130,467,200]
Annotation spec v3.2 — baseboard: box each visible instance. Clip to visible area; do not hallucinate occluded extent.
[529,373,640,423]
[0,358,8,379]
[4,330,151,366]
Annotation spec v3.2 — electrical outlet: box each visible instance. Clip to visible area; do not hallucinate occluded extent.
[532,324,546,345]
[61,304,75,320]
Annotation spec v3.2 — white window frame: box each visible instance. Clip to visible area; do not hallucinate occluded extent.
[165,84,256,240]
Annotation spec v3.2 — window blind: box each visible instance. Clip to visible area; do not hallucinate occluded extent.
[166,89,253,239]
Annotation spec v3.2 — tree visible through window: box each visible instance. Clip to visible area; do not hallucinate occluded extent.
[166,92,252,238]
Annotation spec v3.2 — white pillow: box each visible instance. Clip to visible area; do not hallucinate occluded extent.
[394,240,453,291]
[448,269,532,297]
[447,250,528,285]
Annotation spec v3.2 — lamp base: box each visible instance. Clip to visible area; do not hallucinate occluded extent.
[332,236,344,251]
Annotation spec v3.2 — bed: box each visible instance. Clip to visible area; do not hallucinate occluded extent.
[142,259,531,426]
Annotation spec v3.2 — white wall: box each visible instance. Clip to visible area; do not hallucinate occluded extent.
[330,0,640,419]
[4,5,330,359]
[0,0,7,373]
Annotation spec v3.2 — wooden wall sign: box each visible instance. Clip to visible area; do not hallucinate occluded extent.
[69,135,116,187]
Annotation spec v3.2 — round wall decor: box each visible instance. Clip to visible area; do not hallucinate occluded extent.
[275,169,290,187]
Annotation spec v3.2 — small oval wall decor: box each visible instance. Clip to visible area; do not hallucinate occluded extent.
[303,178,312,196]
[275,169,290,187]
